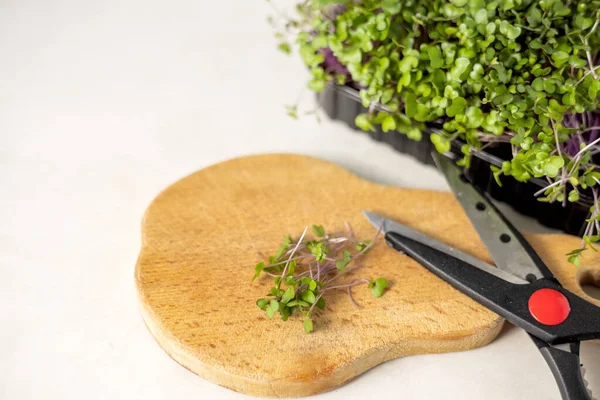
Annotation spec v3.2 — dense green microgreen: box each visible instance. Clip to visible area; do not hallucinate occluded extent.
[268,0,600,266]
[253,223,387,333]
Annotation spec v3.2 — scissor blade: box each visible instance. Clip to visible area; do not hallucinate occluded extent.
[431,152,555,282]
[363,211,527,284]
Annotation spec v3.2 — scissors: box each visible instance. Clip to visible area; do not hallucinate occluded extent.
[363,151,600,400]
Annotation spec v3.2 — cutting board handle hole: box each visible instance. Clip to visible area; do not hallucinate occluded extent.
[577,267,600,301]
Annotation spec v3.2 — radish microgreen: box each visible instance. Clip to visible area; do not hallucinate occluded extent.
[253,222,387,333]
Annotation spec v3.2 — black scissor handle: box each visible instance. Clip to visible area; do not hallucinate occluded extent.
[530,337,592,400]
[385,231,600,344]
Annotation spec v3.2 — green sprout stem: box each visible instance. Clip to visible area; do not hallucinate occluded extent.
[280,226,308,279]
[253,222,387,333]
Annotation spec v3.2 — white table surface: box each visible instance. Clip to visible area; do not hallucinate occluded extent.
[1,1,599,399]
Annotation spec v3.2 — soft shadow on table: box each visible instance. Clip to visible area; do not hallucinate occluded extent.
[314,321,600,400]
[329,152,561,235]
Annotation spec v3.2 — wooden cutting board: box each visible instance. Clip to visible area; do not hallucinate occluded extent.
[135,153,600,398]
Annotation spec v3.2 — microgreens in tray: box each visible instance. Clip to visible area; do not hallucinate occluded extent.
[253,223,387,333]
[267,0,600,266]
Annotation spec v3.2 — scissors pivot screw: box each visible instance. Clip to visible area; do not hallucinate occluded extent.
[528,288,571,326]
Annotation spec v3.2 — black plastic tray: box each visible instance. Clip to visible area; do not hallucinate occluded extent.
[317,84,593,236]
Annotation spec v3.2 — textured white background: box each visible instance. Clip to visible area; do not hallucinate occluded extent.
[1,0,599,399]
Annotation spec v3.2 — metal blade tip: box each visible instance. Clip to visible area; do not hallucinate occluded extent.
[362,210,388,233]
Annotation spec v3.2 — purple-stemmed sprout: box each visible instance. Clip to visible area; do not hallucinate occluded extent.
[253,222,387,333]
[319,47,351,81]
[562,111,600,157]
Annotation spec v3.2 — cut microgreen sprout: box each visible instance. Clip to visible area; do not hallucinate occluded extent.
[253,222,387,333]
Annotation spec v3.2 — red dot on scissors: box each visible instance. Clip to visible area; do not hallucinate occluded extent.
[528,288,571,326]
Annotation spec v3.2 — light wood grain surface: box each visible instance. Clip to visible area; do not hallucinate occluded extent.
[135,153,600,398]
